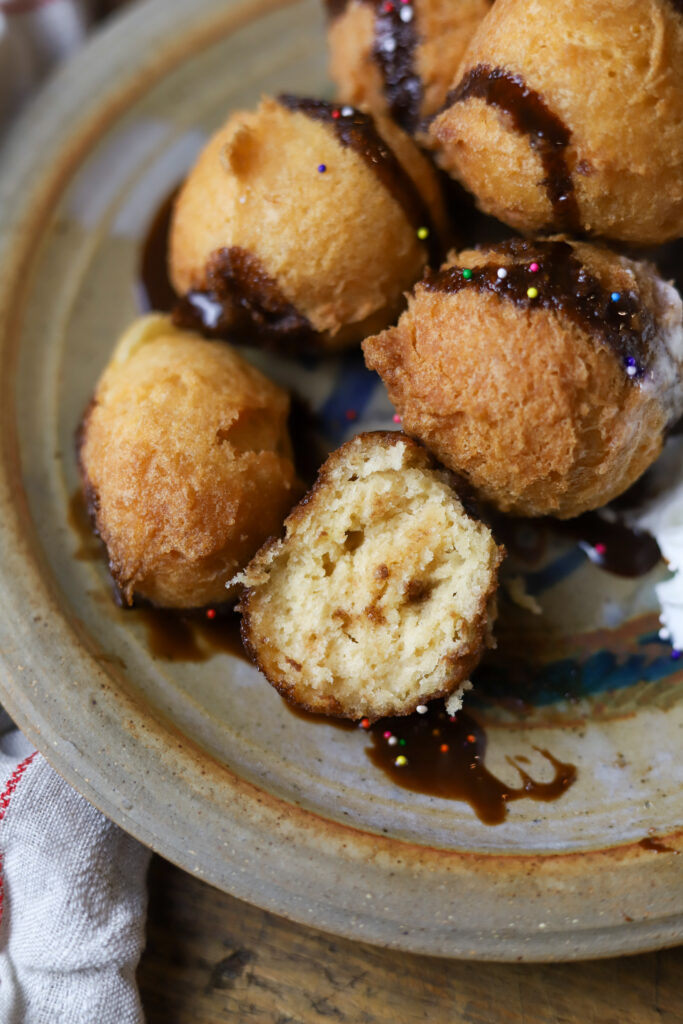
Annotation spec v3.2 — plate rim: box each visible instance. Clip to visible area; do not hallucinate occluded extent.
[0,0,682,961]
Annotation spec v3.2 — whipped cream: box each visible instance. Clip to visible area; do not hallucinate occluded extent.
[627,438,683,649]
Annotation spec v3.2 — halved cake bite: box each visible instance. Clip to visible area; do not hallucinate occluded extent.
[233,432,503,720]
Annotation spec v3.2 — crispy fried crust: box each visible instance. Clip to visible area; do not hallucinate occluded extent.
[363,240,683,518]
[78,314,301,609]
[327,0,494,127]
[169,97,448,352]
[427,0,683,243]
[236,432,503,720]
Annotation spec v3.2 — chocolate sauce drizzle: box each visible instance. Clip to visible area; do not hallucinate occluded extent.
[372,1,422,135]
[139,188,178,313]
[325,0,350,17]
[423,238,655,377]
[278,96,438,264]
[133,605,246,663]
[446,64,580,233]
[553,513,661,578]
[367,706,576,825]
[136,184,315,347]
[325,0,422,135]
[68,487,105,562]
[287,702,576,824]
[175,96,440,341]
[639,836,679,854]
[173,246,317,349]
[493,508,662,580]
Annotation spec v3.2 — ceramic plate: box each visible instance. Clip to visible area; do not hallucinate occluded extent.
[0,0,681,961]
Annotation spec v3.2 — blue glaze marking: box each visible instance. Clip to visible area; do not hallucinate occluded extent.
[523,548,587,596]
[317,355,381,442]
[471,630,679,709]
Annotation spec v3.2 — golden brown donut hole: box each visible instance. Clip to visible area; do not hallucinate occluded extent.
[428,0,683,244]
[363,239,683,518]
[169,96,448,352]
[327,0,494,131]
[78,315,301,608]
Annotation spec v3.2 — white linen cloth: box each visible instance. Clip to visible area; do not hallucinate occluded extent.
[0,715,151,1024]
[1,4,152,1022]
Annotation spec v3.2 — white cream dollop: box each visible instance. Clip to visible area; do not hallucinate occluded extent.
[628,438,683,649]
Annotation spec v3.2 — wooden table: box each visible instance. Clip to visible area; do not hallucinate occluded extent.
[138,856,682,1024]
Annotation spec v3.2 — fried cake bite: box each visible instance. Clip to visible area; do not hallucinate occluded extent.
[234,432,503,720]
[78,314,300,609]
[428,0,683,244]
[363,238,683,518]
[326,0,494,134]
[169,95,448,352]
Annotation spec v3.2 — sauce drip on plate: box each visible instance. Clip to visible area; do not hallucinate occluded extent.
[139,188,178,313]
[493,509,662,580]
[68,490,247,663]
[638,836,679,854]
[285,702,577,824]
[134,606,245,663]
[551,513,661,578]
[366,705,576,824]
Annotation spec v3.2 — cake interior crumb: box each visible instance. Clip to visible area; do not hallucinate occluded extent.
[240,440,500,714]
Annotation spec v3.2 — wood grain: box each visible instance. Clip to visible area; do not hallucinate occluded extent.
[138,856,683,1024]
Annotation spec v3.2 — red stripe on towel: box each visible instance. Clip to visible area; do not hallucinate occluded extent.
[0,751,38,926]
[1,1,61,15]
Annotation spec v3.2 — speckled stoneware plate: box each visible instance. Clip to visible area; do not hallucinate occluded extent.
[0,0,682,962]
